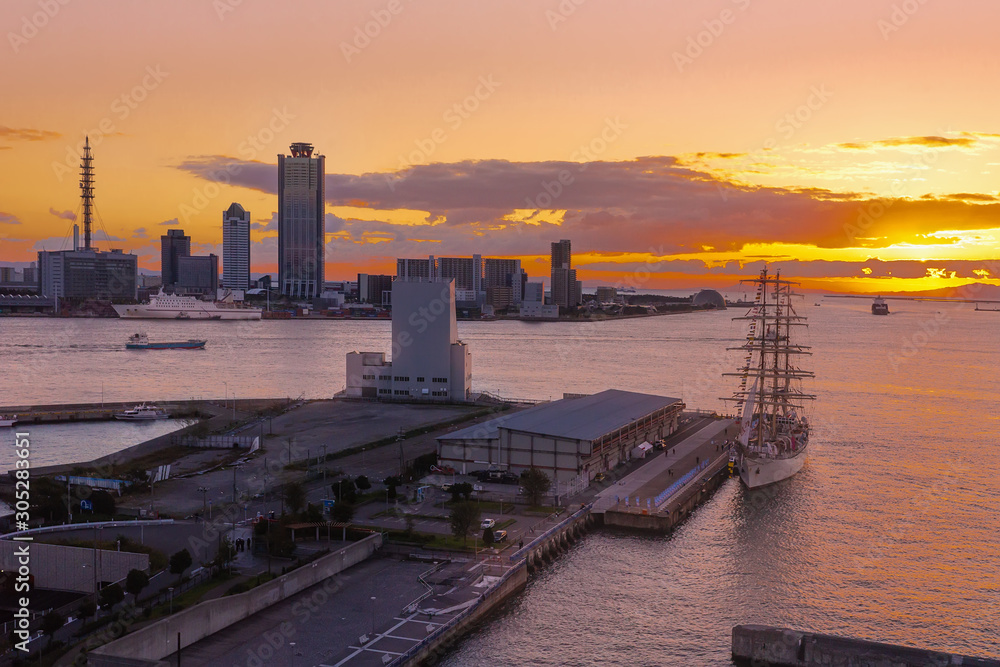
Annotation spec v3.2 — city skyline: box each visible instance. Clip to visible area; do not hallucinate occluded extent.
[2,1,1000,293]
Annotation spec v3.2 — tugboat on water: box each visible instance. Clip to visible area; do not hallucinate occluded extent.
[872,296,890,315]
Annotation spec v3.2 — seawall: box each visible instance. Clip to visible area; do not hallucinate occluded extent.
[732,624,1000,666]
[88,534,382,667]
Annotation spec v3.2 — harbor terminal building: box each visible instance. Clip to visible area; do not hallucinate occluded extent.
[346,278,472,402]
[437,390,684,485]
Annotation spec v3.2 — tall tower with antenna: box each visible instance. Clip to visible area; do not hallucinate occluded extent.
[80,136,94,250]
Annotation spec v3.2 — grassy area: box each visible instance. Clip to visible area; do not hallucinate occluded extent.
[148,572,237,618]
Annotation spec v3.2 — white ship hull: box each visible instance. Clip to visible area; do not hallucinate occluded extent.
[738,447,805,489]
[0,418,16,427]
[113,304,261,320]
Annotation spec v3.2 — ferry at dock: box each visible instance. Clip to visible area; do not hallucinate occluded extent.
[0,415,17,427]
[113,289,262,320]
[114,403,170,420]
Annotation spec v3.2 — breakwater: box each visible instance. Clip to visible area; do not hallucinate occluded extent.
[732,625,1000,666]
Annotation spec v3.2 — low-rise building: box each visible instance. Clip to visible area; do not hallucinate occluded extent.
[346,278,472,402]
[437,389,684,485]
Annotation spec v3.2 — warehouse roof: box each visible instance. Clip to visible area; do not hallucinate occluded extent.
[438,389,681,443]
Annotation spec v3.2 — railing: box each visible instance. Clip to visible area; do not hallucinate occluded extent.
[388,559,525,667]
[653,459,710,508]
[507,503,592,564]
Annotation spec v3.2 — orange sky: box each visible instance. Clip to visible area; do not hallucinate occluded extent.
[2,0,999,293]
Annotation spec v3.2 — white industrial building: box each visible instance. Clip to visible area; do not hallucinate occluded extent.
[437,389,684,485]
[519,281,558,318]
[346,278,472,401]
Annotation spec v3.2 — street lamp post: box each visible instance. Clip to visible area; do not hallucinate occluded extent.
[370,596,376,637]
[223,381,228,410]
[168,587,174,615]
[198,486,207,518]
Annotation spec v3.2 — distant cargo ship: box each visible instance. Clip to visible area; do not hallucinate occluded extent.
[113,289,262,320]
[871,296,889,315]
[126,333,206,350]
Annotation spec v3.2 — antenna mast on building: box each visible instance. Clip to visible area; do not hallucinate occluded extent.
[80,136,95,250]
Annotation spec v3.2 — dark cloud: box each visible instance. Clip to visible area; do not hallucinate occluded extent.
[174,155,1000,258]
[133,227,148,238]
[251,212,278,232]
[0,212,21,225]
[158,218,181,227]
[49,207,76,221]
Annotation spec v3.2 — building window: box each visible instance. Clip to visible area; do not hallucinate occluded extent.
[393,376,410,382]
[433,377,448,383]
[362,374,375,380]
[417,377,425,382]
[393,389,409,396]
[378,389,391,395]
[378,375,390,381]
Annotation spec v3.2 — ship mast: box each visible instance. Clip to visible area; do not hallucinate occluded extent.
[721,266,816,445]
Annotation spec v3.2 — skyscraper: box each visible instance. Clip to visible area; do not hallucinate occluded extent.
[161,229,190,292]
[278,142,325,298]
[550,239,579,308]
[222,203,250,290]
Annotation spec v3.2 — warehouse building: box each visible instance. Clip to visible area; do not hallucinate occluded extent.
[437,389,683,486]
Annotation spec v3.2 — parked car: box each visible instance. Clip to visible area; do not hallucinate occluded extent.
[594,472,606,482]
[441,484,453,492]
[499,472,519,484]
[481,518,496,529]
[493,529,508,542]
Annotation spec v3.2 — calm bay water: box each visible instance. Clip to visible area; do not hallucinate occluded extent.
[2,299,998,662]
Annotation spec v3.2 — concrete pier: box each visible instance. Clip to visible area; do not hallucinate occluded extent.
[595,418,736,533]
[732,625,1000,667]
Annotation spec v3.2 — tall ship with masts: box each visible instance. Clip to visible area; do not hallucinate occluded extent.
[723,267,815,488]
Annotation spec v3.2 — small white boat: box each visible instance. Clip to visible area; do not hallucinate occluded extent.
[0,415,17,427]
[114,403,169,420]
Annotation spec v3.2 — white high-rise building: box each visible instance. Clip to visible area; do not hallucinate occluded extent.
[346,278,472,401]
[520,280,559,318]
[278,143,325,298]
[222,202,250,290]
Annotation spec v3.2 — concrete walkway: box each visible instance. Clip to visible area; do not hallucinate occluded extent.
[593,419,736,513]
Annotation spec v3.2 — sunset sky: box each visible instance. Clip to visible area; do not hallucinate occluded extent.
[2,0,999,293]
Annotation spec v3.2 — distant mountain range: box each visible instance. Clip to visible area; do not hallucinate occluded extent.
[881,282,1000,300]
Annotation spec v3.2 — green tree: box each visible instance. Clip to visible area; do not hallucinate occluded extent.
[332,479,357,503]
[521,468,552,506]
[125,569,149,601]
[449,502,481,546]
[90,490,116,516]
[99,583,124,609]
[450,482,473,503]
[482,526,495,546]
[41,611,65,646]
[284,482,306,515]
[331,501,355,523]
[169,548,193,576]
[354,475,371,490]
[78,600,97,625]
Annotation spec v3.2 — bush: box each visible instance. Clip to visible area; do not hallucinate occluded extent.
[354,475,371,490]
[169,548,193,575]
